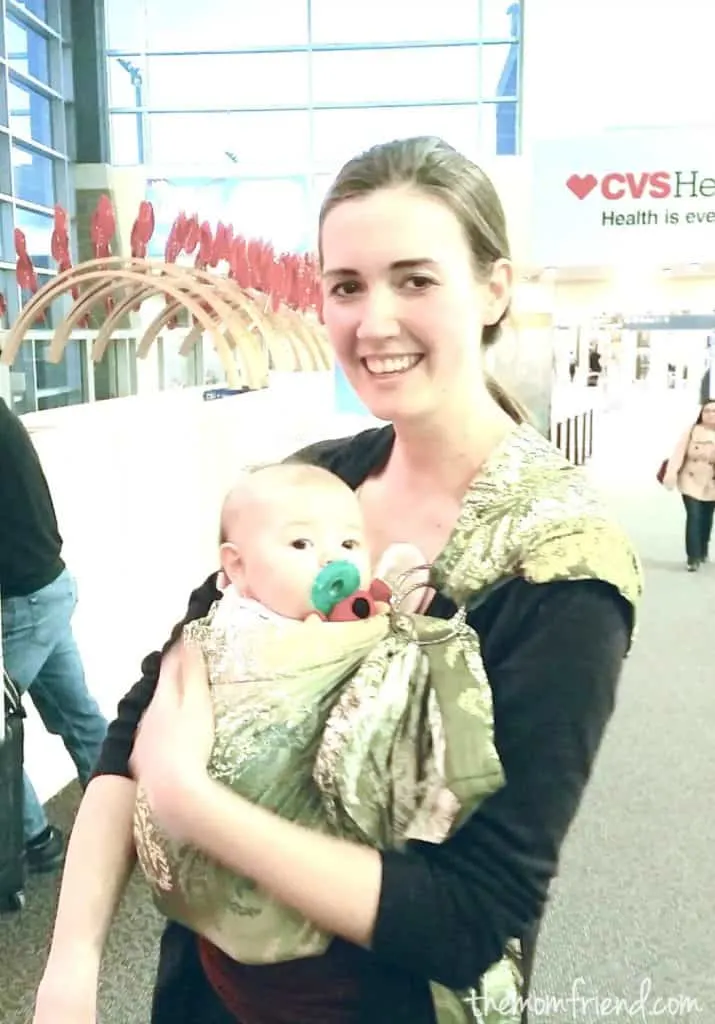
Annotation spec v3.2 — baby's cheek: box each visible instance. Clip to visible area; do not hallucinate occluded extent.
[355,552,374,589]
[295,560,323,610]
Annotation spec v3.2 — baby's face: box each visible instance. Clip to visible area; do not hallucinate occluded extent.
[228,481,371,619]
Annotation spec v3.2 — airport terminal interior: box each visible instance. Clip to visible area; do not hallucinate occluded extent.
[0,0,713,1021]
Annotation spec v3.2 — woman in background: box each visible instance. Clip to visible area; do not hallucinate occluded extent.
[663,401,715,571]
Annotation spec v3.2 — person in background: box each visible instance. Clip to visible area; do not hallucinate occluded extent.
[0,397,108,872]
[587,343,602,386]
[663,400,715,571]
[33,137,641,1024]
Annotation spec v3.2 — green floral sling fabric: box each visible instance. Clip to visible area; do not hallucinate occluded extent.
[133,600,505,964]
[133,423,643,1024]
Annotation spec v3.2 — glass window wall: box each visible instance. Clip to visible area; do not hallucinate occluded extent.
[6,12,50,81]
[106,0,522,174]
[34,336,88,410]
[96,1,522,409]
[147,109,312,170]
[12,143,55,205]
[8,77,53,146]
[310,47,482,107]
[309,0,480,45]
[0,0,75,414]
[94,338,139,401]
[11,0,50,24]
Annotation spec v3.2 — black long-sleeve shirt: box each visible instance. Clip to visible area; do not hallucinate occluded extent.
[0,398,64,597]
[94,426,633,1023]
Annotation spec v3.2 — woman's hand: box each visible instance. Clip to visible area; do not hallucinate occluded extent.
[130,641,214,841]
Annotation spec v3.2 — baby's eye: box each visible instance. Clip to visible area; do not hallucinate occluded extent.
[291,538,313,550]
[342,539,361,550]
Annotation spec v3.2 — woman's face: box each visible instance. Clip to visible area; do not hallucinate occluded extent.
[701,403,715,427]
[320,187,511,425]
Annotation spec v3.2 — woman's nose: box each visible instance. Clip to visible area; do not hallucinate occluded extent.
[355,289,400,341]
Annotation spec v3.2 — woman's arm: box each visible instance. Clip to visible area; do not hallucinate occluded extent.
[663,427,692,489]
[33,574,221,1019]
[143,579,630,989]
[33,777,138,1023]
[39,776,138,968]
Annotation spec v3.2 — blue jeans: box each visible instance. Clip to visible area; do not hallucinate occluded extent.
[1,568,108,841]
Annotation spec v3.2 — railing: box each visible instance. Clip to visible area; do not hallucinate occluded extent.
[551,386,601,466]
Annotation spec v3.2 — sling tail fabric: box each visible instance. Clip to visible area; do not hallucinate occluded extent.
[427,423,642,1023]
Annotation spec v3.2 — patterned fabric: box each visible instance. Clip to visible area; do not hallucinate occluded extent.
[134,601,503,964]
[133,423,643,1024]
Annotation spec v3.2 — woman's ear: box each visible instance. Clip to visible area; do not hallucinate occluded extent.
[219,542,245,592]
[484,258,513,326]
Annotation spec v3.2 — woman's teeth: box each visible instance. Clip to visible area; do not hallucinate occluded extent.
[363,355,422,375]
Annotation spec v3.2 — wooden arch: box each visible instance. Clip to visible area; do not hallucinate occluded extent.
[0,257,331,389]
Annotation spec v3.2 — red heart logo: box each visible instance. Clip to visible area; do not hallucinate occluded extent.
[566,173,598,200]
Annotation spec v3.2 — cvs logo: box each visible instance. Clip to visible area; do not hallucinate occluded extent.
[600,171,671,200]
[566,171,672,201]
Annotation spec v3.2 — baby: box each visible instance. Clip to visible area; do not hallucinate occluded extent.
[214,461,409,630]
[134,462,502,967]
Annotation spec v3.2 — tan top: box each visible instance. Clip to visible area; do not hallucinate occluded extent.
[665,424,715,500]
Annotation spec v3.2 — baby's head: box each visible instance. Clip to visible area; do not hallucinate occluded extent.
[219,463,371,619]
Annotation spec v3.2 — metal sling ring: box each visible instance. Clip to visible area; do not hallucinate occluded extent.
[389,563,434,610]
[388,564,468,646]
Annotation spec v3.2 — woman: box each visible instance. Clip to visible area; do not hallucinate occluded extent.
[663,401,715,571]
[34,137,641,1024]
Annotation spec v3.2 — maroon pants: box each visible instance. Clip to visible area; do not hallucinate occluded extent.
[199,935,363,1024]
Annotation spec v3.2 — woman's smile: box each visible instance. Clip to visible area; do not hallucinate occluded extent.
[361,354,424,377]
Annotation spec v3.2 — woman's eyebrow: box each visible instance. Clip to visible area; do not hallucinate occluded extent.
[323,258,438,279]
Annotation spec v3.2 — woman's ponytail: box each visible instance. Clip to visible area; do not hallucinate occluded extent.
[484,372,530,425]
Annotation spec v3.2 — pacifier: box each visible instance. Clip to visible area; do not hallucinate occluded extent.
[311,560,361,617]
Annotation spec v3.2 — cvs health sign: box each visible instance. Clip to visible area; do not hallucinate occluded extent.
[565,169,715,202]
[531,131,715,266]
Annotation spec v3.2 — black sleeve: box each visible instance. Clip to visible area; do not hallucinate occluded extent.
[371,579,631,989]
[92,573,221,780]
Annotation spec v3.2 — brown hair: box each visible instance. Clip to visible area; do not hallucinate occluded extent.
[695,401,715,425]
[318,136,528,424]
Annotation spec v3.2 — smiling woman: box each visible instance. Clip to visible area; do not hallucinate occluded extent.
[319,137,527,427]
[34,136,641,1024]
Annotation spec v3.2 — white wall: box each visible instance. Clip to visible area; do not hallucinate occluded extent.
[522,0,715,144]
[18,375,377,802]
